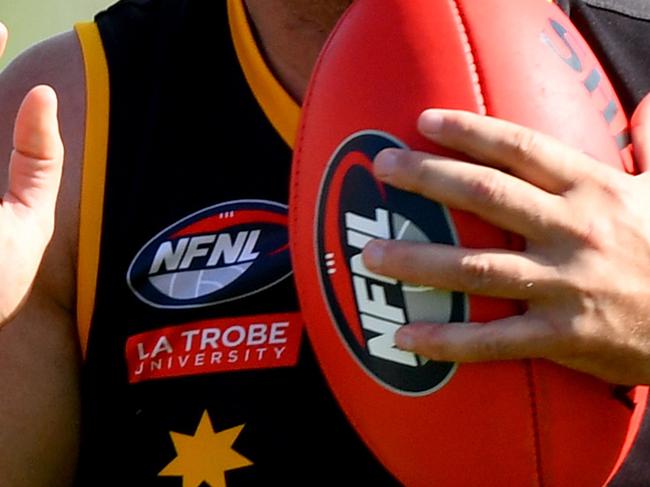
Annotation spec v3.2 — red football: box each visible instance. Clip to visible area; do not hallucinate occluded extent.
[290,0,647,485]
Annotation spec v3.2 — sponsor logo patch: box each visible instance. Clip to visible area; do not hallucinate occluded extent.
[316,131,467,395]
[125,312,303,383]
[127,200,291,309]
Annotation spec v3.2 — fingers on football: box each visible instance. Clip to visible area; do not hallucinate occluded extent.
[416,109,618,192]
[374,148,564,241]
[394,316,558,362]
[8,85,64,228]
[363,240,556,299]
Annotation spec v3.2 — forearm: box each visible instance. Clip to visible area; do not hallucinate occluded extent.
[0,287,80,487]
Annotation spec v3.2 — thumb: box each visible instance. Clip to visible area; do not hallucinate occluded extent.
[6,85,64,235]
[0,22,7,58]
[631,92,650,173]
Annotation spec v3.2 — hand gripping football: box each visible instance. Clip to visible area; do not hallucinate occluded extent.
[290,0,646,485]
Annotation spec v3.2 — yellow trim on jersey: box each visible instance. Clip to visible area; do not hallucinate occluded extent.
[227,0,301,148]
[74,22,110,357]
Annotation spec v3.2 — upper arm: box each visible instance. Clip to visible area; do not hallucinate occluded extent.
[0,30,85,486]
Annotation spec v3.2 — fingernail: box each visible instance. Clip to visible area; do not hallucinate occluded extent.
[362,239,385,269]
[374,148,400,178]
[395,327,415,350]
[418,109,444,136]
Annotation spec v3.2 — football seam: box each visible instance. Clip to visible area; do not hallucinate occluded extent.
[290,0,354,244]
[289,0,376,452]
[524,359,545,487]
[446,0,487,115]
[448,1,544,485]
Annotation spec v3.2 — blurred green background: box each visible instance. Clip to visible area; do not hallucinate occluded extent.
[0,0,114,71]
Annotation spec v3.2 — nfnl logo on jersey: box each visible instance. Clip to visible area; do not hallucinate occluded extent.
[127,200,291,308]
[126,312,303,382]
[317,131,467,394]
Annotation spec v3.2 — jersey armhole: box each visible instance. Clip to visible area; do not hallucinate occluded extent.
[74,22,110,358]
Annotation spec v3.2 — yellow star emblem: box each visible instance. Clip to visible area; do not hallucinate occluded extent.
[159,410,253,487]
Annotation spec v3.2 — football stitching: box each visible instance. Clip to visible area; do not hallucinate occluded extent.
[449,1,544,485]
[447,0,488,115]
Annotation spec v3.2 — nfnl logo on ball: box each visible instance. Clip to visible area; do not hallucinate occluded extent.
[127,200,291,308]
[316,131,467,394]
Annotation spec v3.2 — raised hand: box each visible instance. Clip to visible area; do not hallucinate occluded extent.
[363,95,650,385]
[0,23,64,324]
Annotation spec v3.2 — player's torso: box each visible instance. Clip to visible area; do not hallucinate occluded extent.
[74,1,398,485]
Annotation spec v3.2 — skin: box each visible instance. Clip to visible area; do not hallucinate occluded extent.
[0,26,82,487]
[244,0,352,101]
[0,0,649,484]
[363,103,650,386]
[0,25,63,324]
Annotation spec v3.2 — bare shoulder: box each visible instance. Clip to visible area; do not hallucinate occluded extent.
[0,30,85,486]
[0,29,85,140]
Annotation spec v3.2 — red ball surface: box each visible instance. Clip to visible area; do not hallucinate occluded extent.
[290,0,647,485]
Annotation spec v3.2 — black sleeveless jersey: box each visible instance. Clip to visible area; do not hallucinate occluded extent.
[74,1,399,485]
[72,0,650,486]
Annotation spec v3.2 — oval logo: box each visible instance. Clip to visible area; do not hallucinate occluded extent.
[316,131,468,395]
[127,200,291,309]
